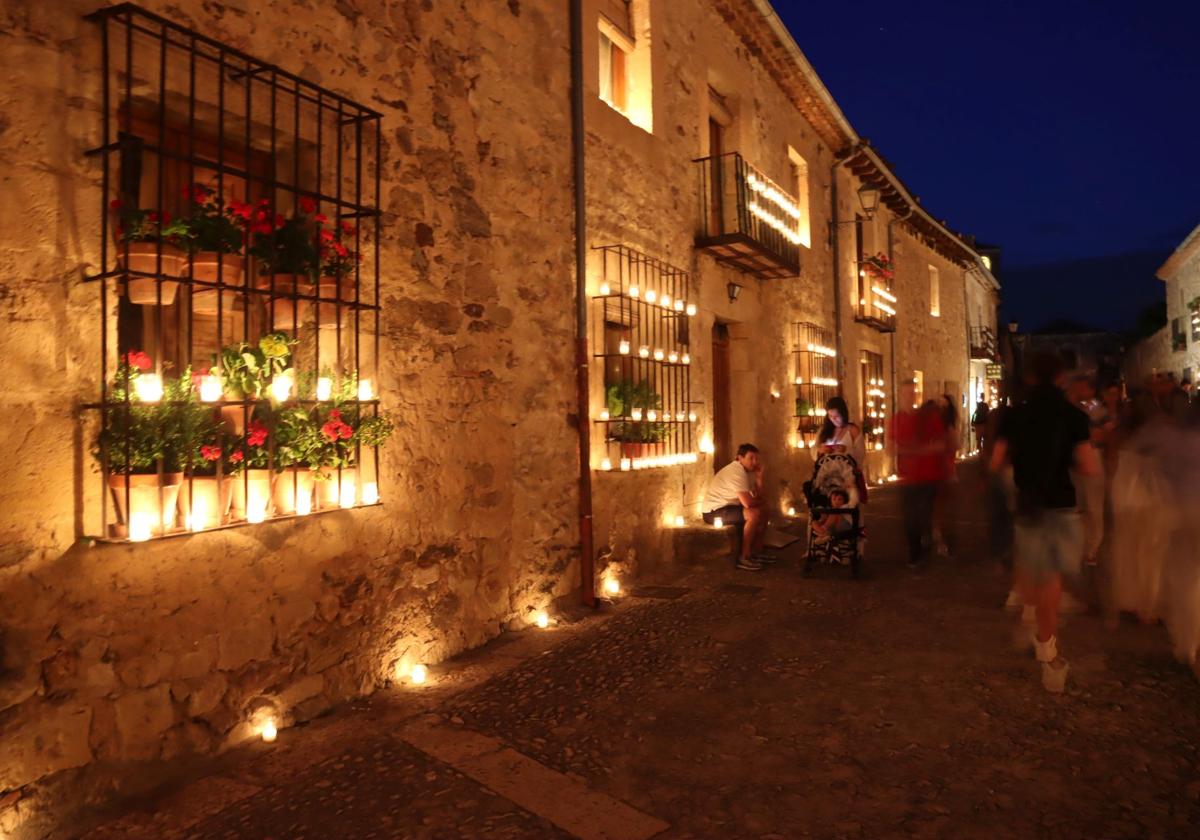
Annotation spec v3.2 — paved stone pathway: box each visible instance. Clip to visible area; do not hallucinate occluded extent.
[81,465,1200,839]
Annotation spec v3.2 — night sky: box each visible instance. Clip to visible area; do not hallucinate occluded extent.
[775,0,1200,333]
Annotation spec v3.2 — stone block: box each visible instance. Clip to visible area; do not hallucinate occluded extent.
[113,685,176,756]
[184,674,229,718]
[217,617,275,671]
[274,595,317,639]
[276,673,323,709]
[0,704,92,790]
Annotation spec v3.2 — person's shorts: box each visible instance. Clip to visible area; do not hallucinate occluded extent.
[1014,509,1082,582]
[702,504,744,525]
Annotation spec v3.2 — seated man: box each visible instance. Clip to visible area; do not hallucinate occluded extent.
[702,443,770,571]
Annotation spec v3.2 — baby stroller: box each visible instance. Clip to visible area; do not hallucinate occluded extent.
[801,452,865,578]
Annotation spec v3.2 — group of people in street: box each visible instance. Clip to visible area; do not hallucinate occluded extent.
[985,355,1200,690]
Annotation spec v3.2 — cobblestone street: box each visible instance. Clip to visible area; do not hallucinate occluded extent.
[83,467,1200,839]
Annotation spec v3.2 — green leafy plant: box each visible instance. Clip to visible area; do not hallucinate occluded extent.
[179,183,247,254]
[109,199,187,244]
[356,413,394,448]
[250,196,322,279]
[95,355,216,474]
[274,406,323,471]
[213,332,296,400]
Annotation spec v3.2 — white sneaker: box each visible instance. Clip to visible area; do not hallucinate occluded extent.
[1041,657,1070,693]
[1034,635,1058,663]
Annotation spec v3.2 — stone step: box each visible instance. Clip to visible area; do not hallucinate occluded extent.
[672,524,741,564]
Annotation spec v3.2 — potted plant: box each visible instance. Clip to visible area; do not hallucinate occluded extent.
[272,405,321,515]
[227,415,275,522]
[861,251,895,283]
[212,332,295,434]
[177,433,234,532]
[312,405,357,508]
[317,220,360,328]
[605,379,662,459]
[94,352,205,538]
[250,197,320,330]
[179,183,250,314]
[110,199,186,304]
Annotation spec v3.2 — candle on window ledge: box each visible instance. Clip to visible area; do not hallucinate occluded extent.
[535,610,550,629]
[675,411,685,421]
[128,512,154,542]
[599,409,610,421]
[620,457,631,471]
[270,372,293,402]
[618,340,631,355]
[604,577,621,595]
[598,282,610,296]
[316,376,333,401]
[681,353,690,365]
[668,351,679,364]
[261,718,278,743]
[646,410,657,421]
[645,289,657,304]
[631,408,643,421]
[199,374,221,403]
[875,441,884,451]
[686,303,697,316]
[628,284,640,299]
[361,482,380,505]
[296,493,313,516]
[712,516,724,529]
[134,373,163,403]
[653,348,665,361]
[410,664,428,685]
[339,480,357,508]
[674,299,684,312]
[600,457,613,471]
[661,293,671,308]
[357,379,374,401]
[688,411,697,423]
[673,514,685,527]
[638,345,650,358]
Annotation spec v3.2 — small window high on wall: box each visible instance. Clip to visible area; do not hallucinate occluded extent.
[788,147,811,249]
[928,265,940,317]
[597,1,652,132]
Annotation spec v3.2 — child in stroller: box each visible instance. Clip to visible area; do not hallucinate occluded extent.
[802,451,864,577]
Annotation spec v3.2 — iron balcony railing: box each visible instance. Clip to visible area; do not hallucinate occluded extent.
[854,262,897,333]
[970,325,997,361]
[694,152,801,279]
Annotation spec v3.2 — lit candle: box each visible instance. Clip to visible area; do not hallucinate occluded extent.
[410,664,428,685]
[296,493,313,516]
[628,284,640,299]
[535,611,550,629]
[190,496,209,532]
[246,504,267,524]
[668,351,679,363]
[675,411,685,421]
[674,514,685,527]
[339,480,357,508]
[270,372,293,402]
[653,348,664,361]
[645,289,657,304]
[316,377,333,401]
[661,293,671,308]
[638,345,650,358]
[619,458,631,471]
[646,410,657,421]
[598,282,610,296]
[713,516,724,529]
[688,412,697,422]
[134,373,163,403]
[674,299,684,312]
[631,408,643,421]
[619,340,630,355]
[128,512,154,542]
[875,441,883,451]
[361,482,379,505]
[770,388,781,399]
[681,353,690,365]
[599,409,610,421]
[261,719,278,743]
[787,506,797,516]
[357,378,373,401]
[699,436,714,454]
[199,374,221,403]
[604,577,620,595]
[600,457,613,471]
[686,303,696,316]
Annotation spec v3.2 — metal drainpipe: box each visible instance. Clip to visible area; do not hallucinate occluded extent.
[569,0,595,608]
[886,208,912,423]
[829,145,860,390]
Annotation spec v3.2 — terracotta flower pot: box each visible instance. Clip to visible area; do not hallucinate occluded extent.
[220,403,248,436]
[315,467,357,510]
[107,472,184,538]
[189,252,246,315]
[317,276,352,329]
[273,467,316,516]
[119,242,182,305]
[177,475,234,531]
[620,442,645,459]
[229,469,275,522]
[256,273,313,330]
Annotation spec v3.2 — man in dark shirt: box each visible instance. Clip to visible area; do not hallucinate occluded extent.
[991,353,1100,691]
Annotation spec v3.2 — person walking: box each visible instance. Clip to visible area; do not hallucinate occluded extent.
[932,394,960,558]
[990,352,1100,692]
[889,380,945,568]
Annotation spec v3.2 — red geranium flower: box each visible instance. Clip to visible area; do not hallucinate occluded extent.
[319,228,335,243]
[109,198,123,210]
[298,196,317,214]
[313,213,328,225]
[246,420,269,447]
[340,221,355,236]
[201,444,222,462]
[229,449,244,463]
[122,350,152,371]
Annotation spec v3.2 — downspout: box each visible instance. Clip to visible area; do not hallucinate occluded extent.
[886,207,913,423]
[569,0,595,608]
[829,145,860,389]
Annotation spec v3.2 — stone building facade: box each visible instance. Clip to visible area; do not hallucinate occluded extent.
[1125,223,1200,387]
[0,1,996,835]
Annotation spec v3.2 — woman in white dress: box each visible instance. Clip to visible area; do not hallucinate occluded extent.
[815,396,867,503]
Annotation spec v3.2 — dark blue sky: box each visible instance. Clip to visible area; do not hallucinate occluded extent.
[776,0,1200,331]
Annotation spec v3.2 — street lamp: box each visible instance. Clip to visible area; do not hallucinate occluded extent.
[727,282,742,303]
[857,183,881,220]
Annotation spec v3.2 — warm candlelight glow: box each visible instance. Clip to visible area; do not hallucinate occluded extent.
[653,348,664,361]
[361,482,379,505]
[681,353,690,365]
[270,371,293,402]
[874,441,884,451]
[619,340,630,355]
[339,481,357,508]
[661,293,671,308]
[410,664,428,685]
[199,374,221,403]
[128,512,154,542]
[600,457,613,471]
[787,506,797,516]
[134,373,163,403]
[261,718,278,743]
[713,516,723,529]
[675,411,685,421]
[534,611,550,629]
[357,379,374,401]
[646,410,657,421]
[599,409,610,421]
[645,289,657,303]
[603,577,620,595]
[628,284,640,299]
[686,303,697,316]
[316,376,333,401]
[668,351,679,363]
[189,496,209,532]
[674,299,684,312]
[699,435,714,454]
[688,411,697,422]
[674,514,685,527]
[296,493,313,515]
[638,345,649,358]
[598,282,610,296]
[619,457,631,471]
[631,408,643,421]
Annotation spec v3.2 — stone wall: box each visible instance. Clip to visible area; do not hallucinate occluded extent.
[0,1,579,836]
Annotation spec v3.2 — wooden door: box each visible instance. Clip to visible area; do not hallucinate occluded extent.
[712,322,732,470]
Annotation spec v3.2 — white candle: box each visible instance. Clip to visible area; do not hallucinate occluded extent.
[713,516,723,529]
[604,577,620,595]
[535,611,550,629]
[316,377,333,401]
[357,378,373,401]
[270,372,293,402]
[199,375,221,403]
[619,340,630,355]
[261,719,278,743]
[410,664,428,685]
[686,303,697,316]
[673,515,685,527]
[600,457,613,471]
[361,482,379,505]
[134,374,163,403]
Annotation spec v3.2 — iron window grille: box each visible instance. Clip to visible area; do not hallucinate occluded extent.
[694,152,801,279]
[83,3,383,541]
[592,245,696,470]
[791,321,837,449]
[859,351,886,451]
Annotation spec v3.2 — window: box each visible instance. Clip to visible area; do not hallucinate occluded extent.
[1191,298,1200,342]
[928,265,940,317]
[597,30,628,114]
[792,322,837,449]
[1172,317,1187,352]
[912,370,924,408]
[788,147,811,249]
[87,7,385,542]
[592,245,695,470]
[598,2,652,132]
[860,351,886,451]
[854,226,896,332]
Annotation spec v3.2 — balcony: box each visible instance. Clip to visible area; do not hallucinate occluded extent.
[970,326,997,361]
[854,260,897,333]
[694,152,801,280]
